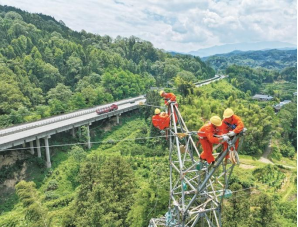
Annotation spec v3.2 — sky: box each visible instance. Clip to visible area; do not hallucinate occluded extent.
[0,0,296,52]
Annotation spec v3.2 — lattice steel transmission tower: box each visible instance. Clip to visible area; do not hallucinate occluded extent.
[149,102,245,227]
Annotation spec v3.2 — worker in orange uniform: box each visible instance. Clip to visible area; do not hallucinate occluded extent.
[160,91,178,122]
[160,91,176,105]
[198,116,229,164]
[152,108,170,130]
[222,108,244,158]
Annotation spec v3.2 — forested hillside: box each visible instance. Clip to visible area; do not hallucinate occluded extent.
[0,5,214,128]
[0,4,297,227]
[204,49,297,71]
[0,81,296,227]
[224,65,297,95]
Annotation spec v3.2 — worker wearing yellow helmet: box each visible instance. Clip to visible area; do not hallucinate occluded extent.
[152,108,170,130]
[159,90,178,123]
[154,108,161,115]
[197,116,229,164]
[159,90,176,105]
[222,108,244,159]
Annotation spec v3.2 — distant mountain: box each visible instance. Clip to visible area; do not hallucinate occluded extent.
[204,49,297,71]
[189,41,297,57]
[168,51,184,56]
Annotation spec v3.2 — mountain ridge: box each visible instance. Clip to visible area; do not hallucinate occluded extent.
[188,41,297,57]
[203,49,297,71]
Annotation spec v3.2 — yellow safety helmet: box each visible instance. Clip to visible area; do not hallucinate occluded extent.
[210,116,222,127]
[159,90,164,96]
[155,108,161,114]
[223,108,234,119]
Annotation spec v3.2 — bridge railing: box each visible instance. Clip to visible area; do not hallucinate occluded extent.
[193,75,223,86]
[0,96,145,137]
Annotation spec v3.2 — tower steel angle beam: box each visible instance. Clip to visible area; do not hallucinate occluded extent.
[149,102,243,227]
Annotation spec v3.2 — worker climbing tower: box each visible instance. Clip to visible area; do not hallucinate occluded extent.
[149,101,246,227]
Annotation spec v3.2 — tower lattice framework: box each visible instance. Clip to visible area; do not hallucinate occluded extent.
[149,102,244,227]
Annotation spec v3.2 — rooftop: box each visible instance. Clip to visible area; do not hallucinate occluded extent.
[274,100,292,110]
[252,94,273,99]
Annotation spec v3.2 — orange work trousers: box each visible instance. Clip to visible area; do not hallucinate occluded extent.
[223,139,239,159]
[199,138,215,163]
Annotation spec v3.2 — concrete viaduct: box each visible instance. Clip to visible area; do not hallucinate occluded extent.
[0,96,146,168]
[0,75,226,168]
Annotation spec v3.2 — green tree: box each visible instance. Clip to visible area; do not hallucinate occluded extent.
[5,11,23,20]
[174,76,195,97]
[0,66,30,114]
[250,194,280,227]
[69,93,87,110]
[15,181,51,227]
[100,156,135,226]
[126,182,156,226]
[66,54,83,86]
[42,63,63,91]
[222,183,251,227]
[47,83,72,103]
[71,156,135,226]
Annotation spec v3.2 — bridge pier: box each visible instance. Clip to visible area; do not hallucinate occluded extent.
[44,136,51,168]
[29,141,34,155]
[36,139,41,158]
[116,114,120,124]
[86,124,91,149]
[71,127,75,138]
[78,127,81,137]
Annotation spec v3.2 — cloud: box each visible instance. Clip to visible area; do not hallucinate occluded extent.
[0,0,296,52]
[114,0,125,5]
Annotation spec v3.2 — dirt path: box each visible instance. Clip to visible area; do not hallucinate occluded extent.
[259,157,274,164]
[260,139,274,164]
[259,139,295,168]
[239,163,256,169]
[262,139,272,159]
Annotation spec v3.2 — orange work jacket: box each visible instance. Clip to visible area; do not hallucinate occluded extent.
[152,113,170,130]
[198,123,223,144]
[162,92,176,105]
[222,115,244,134]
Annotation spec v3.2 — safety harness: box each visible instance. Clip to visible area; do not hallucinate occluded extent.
[224,116,237,130]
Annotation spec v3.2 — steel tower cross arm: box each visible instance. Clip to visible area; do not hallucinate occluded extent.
[149,96,246,227]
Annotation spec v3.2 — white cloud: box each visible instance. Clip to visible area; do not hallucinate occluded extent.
[0,0,296,52]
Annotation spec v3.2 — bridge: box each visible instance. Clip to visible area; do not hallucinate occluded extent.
[0,75,227,168]
[0,96,145,168]
[194,74,227,87]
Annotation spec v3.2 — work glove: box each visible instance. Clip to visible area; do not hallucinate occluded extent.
[227,131,236,137]
[222,135,229,141]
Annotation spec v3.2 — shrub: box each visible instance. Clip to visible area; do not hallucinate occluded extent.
[46,180,58,191]
[44,191,59,200]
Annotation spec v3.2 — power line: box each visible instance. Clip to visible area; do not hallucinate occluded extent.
[0,135,174,152]
[142,103,165,109]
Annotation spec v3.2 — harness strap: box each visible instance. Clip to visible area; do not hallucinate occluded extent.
[224,121,237,130]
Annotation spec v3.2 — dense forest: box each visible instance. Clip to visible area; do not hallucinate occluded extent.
[225,64,297,96]
[204,49,297,71]
[0,5,214,128]
[0,82,296,226]
[0,5,297,227]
